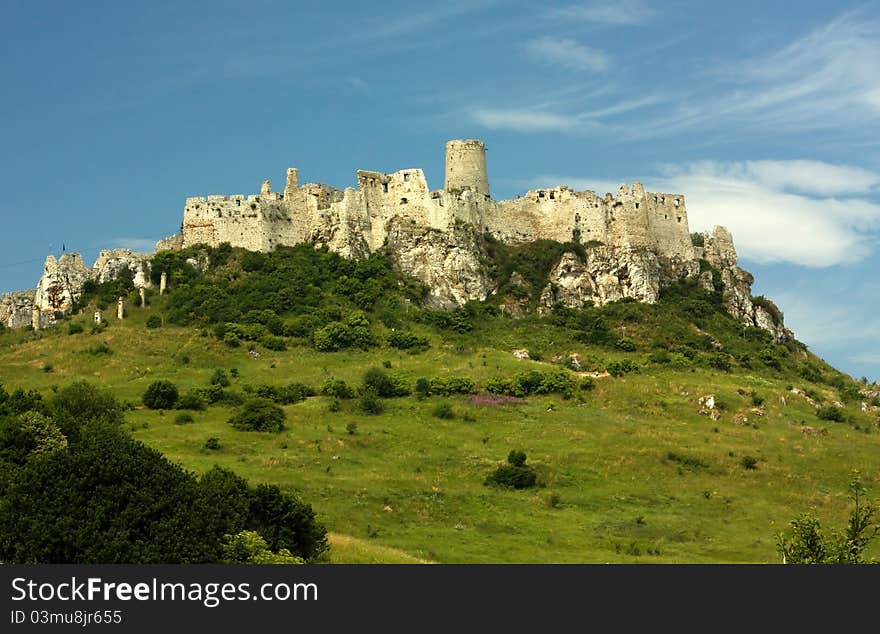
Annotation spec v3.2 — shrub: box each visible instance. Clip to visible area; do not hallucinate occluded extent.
[313,314,374,351]
[415,377,431,399]
[666,452,709,470]
[486,370,576,397]
[816,406,845,422]
[428,376,477,396]
[86,343,113,356]
[68,323,84,335]
[615,337,636,352]
[740,455,759,470]
[359,389,384,415]
[580,377,595,391]
[485,451,537,489]
[143,380,179,410]
[345,422,357,435]
[204,437,221,451]
[243,382,313,405]
[363,368,410,398]
[211,368,231,387]
[146,315,162,329]
[228,398,286,433]
[388,330,430,352]
[175,412,194,425]
[607,360,639,377]
[432,402,455,419]
[176,391,206,411]
[260,335,287,351]
[320,379,354,399]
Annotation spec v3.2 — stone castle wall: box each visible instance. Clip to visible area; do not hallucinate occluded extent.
[169,139,694,265]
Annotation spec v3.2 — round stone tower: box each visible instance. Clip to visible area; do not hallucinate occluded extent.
[444,139,489,198]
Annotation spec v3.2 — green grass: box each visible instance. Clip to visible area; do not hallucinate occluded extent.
[2,298,878,564]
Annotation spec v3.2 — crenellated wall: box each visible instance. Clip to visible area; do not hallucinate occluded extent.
[168,139,694,265]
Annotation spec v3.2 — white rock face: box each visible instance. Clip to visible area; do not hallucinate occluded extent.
[33,254,91,324]
[93,249,153,288]
[538,247,692,314]
[0,290,36,329]
[702,226,791,342]
[386,220,490,310]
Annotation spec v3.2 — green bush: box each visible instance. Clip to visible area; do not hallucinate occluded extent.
[313,313,375,351]
[486,370,576,397]
[174,412,194,425]
[243,382,313,405]
[415,377,431,398]
[816,406,845,422]
[68,323,84,335]
[143,380,179,410]
[211,369,231,387]
[145,315,162,329]
[607,360,640,377]
[359,389,384,415]
[320,379,355,399]
[740,455,759,470]
[176,391,206,411]
[388,331,430,352]
[86,343,113,356]
[485,451,537,489]
[204,437,221,451]
[228,398,286,433]
[363,368,411,398]
[428,376,477,396]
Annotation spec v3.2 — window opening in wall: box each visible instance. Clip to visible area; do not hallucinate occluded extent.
[538,191,545,198]
[235,200,241,206]
[664,214,668,219]
[404,173,410,182]
[635,203,639,209]
[382,183,388,193]
[549,191,555,200]
[674,199,681,207]
[400,197,408,204]
[677,216,682,223]
[653,196,658,203]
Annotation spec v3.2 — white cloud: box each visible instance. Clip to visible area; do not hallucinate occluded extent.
[524,37,610,72]
[470,108,583,132]
[656,161,880,267]
[738,161,880,197]
[547,1,654,25]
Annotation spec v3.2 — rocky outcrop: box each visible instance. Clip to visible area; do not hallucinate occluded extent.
[386,219,490,310]
[702,226,791,342]
[92,249,152,288]
[0,290,36,329]
[33,254,91,324]
[25,250,153,327]
[537,246,698,315]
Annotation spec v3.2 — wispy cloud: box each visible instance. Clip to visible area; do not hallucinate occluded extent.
[470,108,585,132]
[547,1,654,25]
[468,95,662,133]
[471,10,880,141]
[524,37,610,72]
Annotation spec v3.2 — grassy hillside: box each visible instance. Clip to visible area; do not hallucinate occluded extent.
[1,244,877,563]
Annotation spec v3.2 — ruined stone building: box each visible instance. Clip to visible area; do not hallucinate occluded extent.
[1,140,788,341]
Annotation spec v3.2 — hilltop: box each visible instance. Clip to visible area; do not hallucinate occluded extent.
[1,242,877,563]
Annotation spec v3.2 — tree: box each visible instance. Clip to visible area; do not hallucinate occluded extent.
[228,398,286,432]
[143,380,179,410]
[776,475,879,564]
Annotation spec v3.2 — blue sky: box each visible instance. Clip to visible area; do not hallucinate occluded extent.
[1,0,878,380]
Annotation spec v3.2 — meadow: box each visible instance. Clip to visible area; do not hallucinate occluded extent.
[2,296,877,563]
